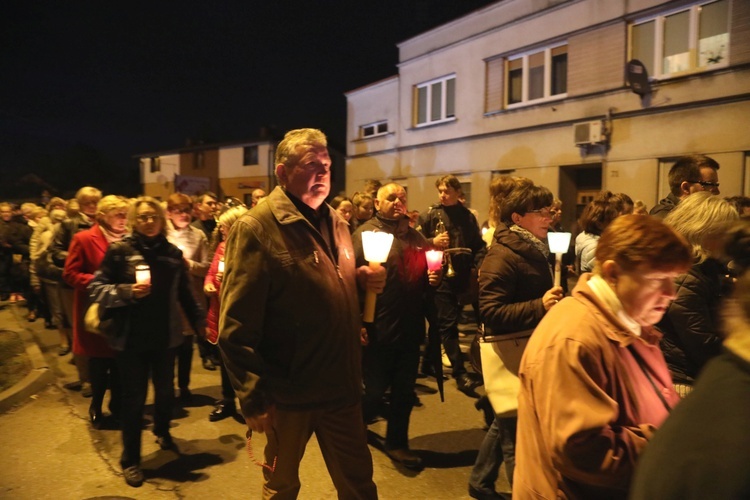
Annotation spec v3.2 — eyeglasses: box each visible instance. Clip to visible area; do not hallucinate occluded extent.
[136,214,159,223]
[689,180,720,189]
[527,208,554,219]
[169,207,191,215]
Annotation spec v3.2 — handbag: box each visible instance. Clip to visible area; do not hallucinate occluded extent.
[84,302,104,335]
[478,326,534,417]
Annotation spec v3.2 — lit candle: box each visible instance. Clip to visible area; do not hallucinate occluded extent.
[361,231,394,323]
[218,259,225,274]
[135,263,151,285]
[547,232,572,287]
[425,249,444,272]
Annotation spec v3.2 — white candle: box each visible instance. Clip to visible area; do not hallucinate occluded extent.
[135,263,151,285]
[218,259,225,274]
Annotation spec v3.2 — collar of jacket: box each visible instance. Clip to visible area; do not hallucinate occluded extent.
[493,223,548,263]
[374,213,410,238]
[267,186,325,226]
[572,273,662,348]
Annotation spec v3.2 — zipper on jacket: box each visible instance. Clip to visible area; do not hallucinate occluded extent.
[313,250,320,264]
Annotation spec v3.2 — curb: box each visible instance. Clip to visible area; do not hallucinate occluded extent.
[0,311,55,414]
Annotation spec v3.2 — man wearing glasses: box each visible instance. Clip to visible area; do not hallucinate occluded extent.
[650,154,720,219]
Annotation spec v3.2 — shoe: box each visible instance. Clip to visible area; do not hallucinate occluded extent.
[89,406,103,430]
[468,485,506,499]
[63,380,82,391]
[420,364,449,380]
[177,387,192,404]
[27,311,37,322]
[441,345,452,368]
[81,382,92,398]
[209,401,236,422]
[155,433,176,450]
[123,465,144,487]
[45,320,55,329]
[386,448,423,470]
[456,373,481,397]
[58,345,71,356]
[202,358,217,371]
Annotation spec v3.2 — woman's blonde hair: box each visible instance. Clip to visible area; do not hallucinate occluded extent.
[218,205,248,232]
[97,195,130,221]
[664,191,739,263]
[75,186,103,204]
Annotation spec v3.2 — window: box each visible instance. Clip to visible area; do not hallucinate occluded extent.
[506,43,567,107]
[243,145,259,166]
[414,75,456,127]
[360,120,388,138]
[149,157,160,173]
[630,0,729,79]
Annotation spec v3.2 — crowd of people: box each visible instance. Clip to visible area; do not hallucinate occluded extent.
[2,138,749,497]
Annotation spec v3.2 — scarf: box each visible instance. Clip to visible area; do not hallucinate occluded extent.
[509,224,553,278]
[587,274,642,337]
[99,223,126,245]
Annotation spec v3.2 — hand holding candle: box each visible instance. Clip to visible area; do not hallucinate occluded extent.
[361,231,394,323]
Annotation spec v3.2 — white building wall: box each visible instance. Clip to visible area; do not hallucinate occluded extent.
[141,153,180,185]
[219,144,272,179]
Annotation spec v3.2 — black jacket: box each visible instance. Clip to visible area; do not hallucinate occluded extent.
[352,215,430,346]
[479,223,552,335]
[657,258,728,384]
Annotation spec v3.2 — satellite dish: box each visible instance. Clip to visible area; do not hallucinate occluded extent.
[626,59,651,97]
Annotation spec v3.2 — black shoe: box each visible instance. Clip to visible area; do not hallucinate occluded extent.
[177,387,192,404]
[155,433,176,450]
[63,380,82,391]
[456,373,481,397]
[209,401,236,422]
[386,448,423,470]
[81,382,92,398]
[468,485,506,500]
[123,465,144,487]
[202,358,217,371]
[89,406,103,430]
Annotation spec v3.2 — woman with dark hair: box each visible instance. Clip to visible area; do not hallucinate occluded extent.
[515,215,692,498]
[575,191,624,273]
[330,195,354,225]
[469,181,563,499]
[88,196,205,488]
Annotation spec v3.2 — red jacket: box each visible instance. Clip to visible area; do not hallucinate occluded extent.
[62,224,116,358]
[204,241,225,344]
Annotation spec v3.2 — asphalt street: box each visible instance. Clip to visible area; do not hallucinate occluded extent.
[0,303,511,499]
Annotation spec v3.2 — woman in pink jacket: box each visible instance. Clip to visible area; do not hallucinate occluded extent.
[204,205,247,422]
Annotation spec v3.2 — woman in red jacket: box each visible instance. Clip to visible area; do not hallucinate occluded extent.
[204,205,247,422]
[63,195,129,428]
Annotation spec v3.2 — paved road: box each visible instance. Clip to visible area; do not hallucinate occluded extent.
[0,303,510,499]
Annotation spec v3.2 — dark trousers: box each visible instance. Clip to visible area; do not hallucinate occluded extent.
[89,356,122,416]
[426,284,466,377]
[469,415,517,494]
[197,336,219,362]
[362,340,420,450]
[218,356,235,402]
[116,347,177,468]
[175,334,194,390]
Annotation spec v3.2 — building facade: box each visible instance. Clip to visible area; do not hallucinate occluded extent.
[346,0,750,227]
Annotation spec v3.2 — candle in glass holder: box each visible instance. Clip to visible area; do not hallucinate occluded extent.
[218,259,225,274]
[135,263,151,285]
[361,231,394,323]
[425,249,444,272]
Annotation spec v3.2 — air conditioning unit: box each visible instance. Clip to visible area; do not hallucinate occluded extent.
[573,120,605,146]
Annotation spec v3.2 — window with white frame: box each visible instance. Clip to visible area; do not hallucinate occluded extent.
[630,0,729,79]
[360,120,388,138]
[414,74,456,127]
[506,43,567,107]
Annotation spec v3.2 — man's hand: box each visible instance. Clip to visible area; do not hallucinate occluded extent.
[356,264,386,294]
[427,269,442,287]
[131,283,151,299]
[204,282,218,297]
[542,286,564,311]
[360,327,369,346]
[433,232,449,249]
[245,405,276,434]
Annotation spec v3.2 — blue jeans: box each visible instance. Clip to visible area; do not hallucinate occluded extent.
[469,415,517,495]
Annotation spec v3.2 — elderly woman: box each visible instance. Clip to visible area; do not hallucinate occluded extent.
[203,205,247,422]
[165,192,210,402]
[63,195,129,428]
[469,181,563,499]
[631,220,750,498]
[88,196,205,488]
[514,215,692,499]
[659,192,738,397]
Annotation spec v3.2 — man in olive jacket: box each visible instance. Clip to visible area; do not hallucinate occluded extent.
[218,128,384,499]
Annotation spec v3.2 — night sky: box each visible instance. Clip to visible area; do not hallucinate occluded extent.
[2,0,496,198]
